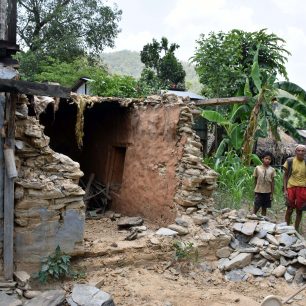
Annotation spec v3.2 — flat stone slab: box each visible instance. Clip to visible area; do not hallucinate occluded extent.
[256,221,276,233]
[298,249,306,259]
[24,290,65,306]
[298,256,306,266]
[167,224,189,235]
[155,228,178,236]
[232,223,243,232]
[117,216,143,228]
[0,292,22,306]
[223,253,252,271]
[14,270,31,287]
[68,284,115,306]
[249,236,267,248]
[225,269,248,282]
[266,233,279,246]
[243,265,264,276]
[275,224,296,234]
[241,222,257,236]
[278,233,297,247]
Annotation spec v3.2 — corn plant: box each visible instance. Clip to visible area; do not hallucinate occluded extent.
[204,151,284,211]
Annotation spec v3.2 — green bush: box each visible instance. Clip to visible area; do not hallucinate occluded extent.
[37,246,84,284]
[173,241,198,263]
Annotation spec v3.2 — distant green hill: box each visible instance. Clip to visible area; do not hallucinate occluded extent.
[101,50,203,94]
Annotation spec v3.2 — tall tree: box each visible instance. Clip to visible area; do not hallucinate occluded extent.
[140,37,186,91]
[17,0,122,61]
[192,29,290,98]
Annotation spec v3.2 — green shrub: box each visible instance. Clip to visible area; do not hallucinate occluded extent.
[173,241,198,263]
[37,246,84,284]
[204,151,284,212]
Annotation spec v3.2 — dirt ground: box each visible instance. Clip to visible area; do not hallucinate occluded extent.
[47,216,306,306]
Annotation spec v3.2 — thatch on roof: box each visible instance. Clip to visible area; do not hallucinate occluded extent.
[256,129,297,163]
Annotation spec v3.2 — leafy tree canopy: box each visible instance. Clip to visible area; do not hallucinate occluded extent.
[140,37,186,92]
[16,53,106,87]
[17,0,122,61]
[192,29,290,98]
[16,53,144,98]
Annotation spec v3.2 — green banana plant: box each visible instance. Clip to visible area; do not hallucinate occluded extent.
[201,109,245,157]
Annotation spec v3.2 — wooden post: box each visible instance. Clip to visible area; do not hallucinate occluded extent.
[0,94,4,219]
[7,0,17,44]
[3,92,16,280]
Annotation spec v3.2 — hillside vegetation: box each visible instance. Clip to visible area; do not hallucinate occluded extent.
[101,50,202,94]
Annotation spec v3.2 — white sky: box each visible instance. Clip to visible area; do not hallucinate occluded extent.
[105,0,306,89]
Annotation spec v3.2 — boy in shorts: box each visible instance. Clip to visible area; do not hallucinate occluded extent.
[253,151,276,216]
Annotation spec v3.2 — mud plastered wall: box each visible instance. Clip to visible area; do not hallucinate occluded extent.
[111,94,218,224]
[0,96,85,273]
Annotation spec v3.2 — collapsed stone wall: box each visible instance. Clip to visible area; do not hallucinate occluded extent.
[174,103,218,208]
[0,95,85,273]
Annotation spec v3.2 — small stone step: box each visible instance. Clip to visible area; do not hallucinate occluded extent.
[0,281,17,288]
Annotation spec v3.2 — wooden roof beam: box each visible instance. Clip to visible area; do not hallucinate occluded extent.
[195,96,248,107]
[0,78,70,98]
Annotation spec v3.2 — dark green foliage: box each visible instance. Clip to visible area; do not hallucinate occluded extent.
[17,0,122,61]
[192,29,290,97]
[90,73,140,98]
[137,68,163,96]
[16,54,106,86]
[140,37,186,93]
[101,50,202,93]
[38,246,72,284]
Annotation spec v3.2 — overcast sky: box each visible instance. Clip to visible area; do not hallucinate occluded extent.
[106,0,306,89]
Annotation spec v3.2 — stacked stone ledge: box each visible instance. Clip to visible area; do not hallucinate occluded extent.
[11,96,86,271]
[174,102,218,209]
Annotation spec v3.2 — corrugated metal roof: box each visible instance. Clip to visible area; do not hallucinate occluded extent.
[163,90,204,100]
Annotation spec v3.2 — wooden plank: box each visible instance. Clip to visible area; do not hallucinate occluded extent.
[0,78,70,98]
[195,96,248,106]
[3,92,16,280]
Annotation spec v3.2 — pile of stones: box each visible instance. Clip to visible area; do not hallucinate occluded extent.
[0,271,65,306]
[153,206,306,283]
[0,272,114,306]
[217,210,306,282]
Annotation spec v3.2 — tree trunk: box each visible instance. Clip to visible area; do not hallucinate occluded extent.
[242,90,265,165]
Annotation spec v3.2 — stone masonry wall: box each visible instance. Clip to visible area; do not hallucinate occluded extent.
[174,103,218,209]
[0,95,85,274]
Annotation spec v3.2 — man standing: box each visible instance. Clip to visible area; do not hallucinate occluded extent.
[283,144,306,231]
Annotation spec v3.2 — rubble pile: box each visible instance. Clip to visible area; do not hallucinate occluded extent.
[216,210,306,282]
[158,205,306,283]
[0,270,65,306]
[0,271,114,306]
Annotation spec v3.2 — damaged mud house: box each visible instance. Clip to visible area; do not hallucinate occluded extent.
[4,5,306,296]
[0,65,222,274]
